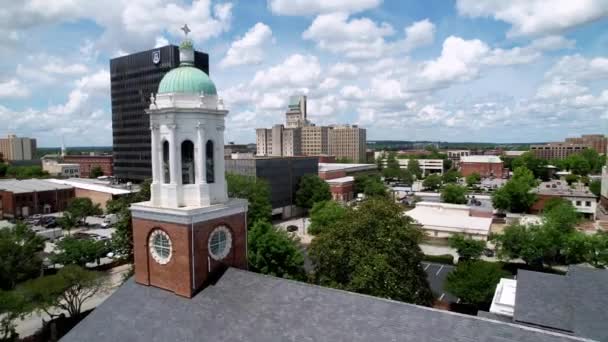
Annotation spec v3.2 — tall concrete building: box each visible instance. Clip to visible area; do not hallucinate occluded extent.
[329,125,366,162]
[255,96,366,161]
[530,142,587,160]
[565,134,607,154]
[110,45,209,181]
[302,126,329,155]
[0,134,37,161]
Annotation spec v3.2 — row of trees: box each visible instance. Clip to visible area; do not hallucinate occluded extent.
[505,149,605,179]
[493,198,608,268]
[0,165,48,179]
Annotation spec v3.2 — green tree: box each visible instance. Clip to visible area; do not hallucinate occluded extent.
[564,173,579,185]
[308,201,347,235]
[407,159,422,179]
[89,165,104,178]
[492,223,547,267]
[295,175,331,209]
[52,237,110,267]
[491,167,537,213]
[108,179,152,261]
[226,173,272,226]
[375,153,385,171]
[445,261,509,307]
[58,211,78,235]
[0,290,28,341]
[585,232,608,267]
[5,166,48,179]
[422,173,442,191]
[65,197,102,225]
[466,173,481,187]
[0,222,45,290]
[309,197,433,306]
[442,169,460,184]
[441,184,467,204]
[589,179,601,197]
[362,176,387,197]
[247,221,306,280]
[448,234,486,261]
[512,152,547,179]
[543,198,579,233]
[19,265,106,318]
[0,163,7,177]
[443,159,453,171]
[563,154,591,176]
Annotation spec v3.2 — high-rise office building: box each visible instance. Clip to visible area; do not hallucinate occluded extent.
[285,95,308,128]
[0,134,37,161]
[301,126,329,155]
[329,125,367,162]
[110,45,209,181]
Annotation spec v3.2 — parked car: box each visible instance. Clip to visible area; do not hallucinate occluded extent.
[483,248,495,257]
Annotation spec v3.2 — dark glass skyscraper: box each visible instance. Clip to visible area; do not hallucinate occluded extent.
[110,45,209,181]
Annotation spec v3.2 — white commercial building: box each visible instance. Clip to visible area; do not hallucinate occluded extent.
[391,159,443,175]
[405,202,492,240]
[42,159,80,177]
[489,278,517,317]
[532,180,597,219]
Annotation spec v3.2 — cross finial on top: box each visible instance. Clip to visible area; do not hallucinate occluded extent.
[181,24,191,37]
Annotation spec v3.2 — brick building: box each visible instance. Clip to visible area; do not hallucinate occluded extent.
[326,177,354,203]
[565,134,607,154]
[530,142,587,160]
[63,155,113,178]
[460,155,505,178]
[531,180,597,219]
[0,179,74,218]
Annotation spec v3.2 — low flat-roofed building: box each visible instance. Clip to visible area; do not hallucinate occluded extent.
[489,278,517,317]
[225,156,318,219]
[405,201,492,240]
[460,155,505,178]
[318,162,376,180]
[381,158,443,176]
[531,180,597,219]
[325,176,354,203]
[0,179,74,218]
[504,151,526,157]
[63,155,113,178]
[484,266,608,341]
[42,159,80,178]
[45,178,135,210]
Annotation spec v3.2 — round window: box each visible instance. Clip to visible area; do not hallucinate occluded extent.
[208,226,232,260]
[149,230,172,264]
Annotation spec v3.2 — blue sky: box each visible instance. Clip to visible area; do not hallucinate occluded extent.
[0,0,607,147]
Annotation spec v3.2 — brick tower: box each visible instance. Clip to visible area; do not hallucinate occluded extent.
[130,28,248,298]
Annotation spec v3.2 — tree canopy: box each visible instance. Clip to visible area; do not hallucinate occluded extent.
[226,173,272,226]
[445,261,509,306]
[466,173,481,187]
[512,152,547,179]
[441,184,467,204]
[19,265,105,318]
[4,165,48,179]
[89,165,104,178]
[247,221,306,281]
[52,237,110,267]
[0,290,28,341]
[65,197,102,225]
[407,159,422,179]
[0,222,45,290]
[308,201,347,235]
[295,175,331,209]
[442,169,460,184]
[354,174,387,197]
[309,197,433,306]
[448,234,486,261]
[422,174,441,191]
[491,166,537,213]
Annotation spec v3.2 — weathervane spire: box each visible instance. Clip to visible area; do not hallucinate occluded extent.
[181,24,191,37]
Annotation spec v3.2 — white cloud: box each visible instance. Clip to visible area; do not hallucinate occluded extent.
[536,78,588,100]
[546,54,608,81]
[341,85,364,100]
[75,70,110,93]
[0,79,30,98]
[154,36,169,48]
[268,0,381,16]
[328,63,359,78]
[456,0,608,37]
[220,23,273,68]
[420,36,489,84]
[302,12,394,59]
[251,54,321,90]
[42,62,88,75]
[402,19,435,51]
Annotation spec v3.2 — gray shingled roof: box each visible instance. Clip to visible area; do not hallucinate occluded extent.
[514,266,608,341]
[62,268,588,342]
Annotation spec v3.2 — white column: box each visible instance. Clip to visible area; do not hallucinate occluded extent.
[150,124,160,184]
[216,125,226,185]
[196,122,206,184]
[168,124,178,185]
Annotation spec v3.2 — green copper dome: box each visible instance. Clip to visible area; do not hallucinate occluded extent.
[158,66,217,95]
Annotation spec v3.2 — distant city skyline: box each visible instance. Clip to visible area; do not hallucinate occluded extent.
[0,0,607,146]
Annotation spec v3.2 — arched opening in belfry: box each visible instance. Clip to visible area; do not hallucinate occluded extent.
[206,140,215,183]
[162,140,170,184]
[181,140,195,184]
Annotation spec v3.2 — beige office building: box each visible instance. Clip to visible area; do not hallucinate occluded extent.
[302,126,329,156]
[530,142,587,160]
[0,134,37,161]
[329,125,366,162]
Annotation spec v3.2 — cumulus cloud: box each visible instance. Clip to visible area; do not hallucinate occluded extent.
[302,12,394,59]
[251,54,321,89]
[401,19,435,51]
[546,54,608,81]
[456,0,608,37]
[0,79,30,98]
[268,0,381,16]
[220,23,273,68]
[420,36,489,84]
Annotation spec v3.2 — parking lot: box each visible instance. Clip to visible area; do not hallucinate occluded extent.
[422,262,458,303]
